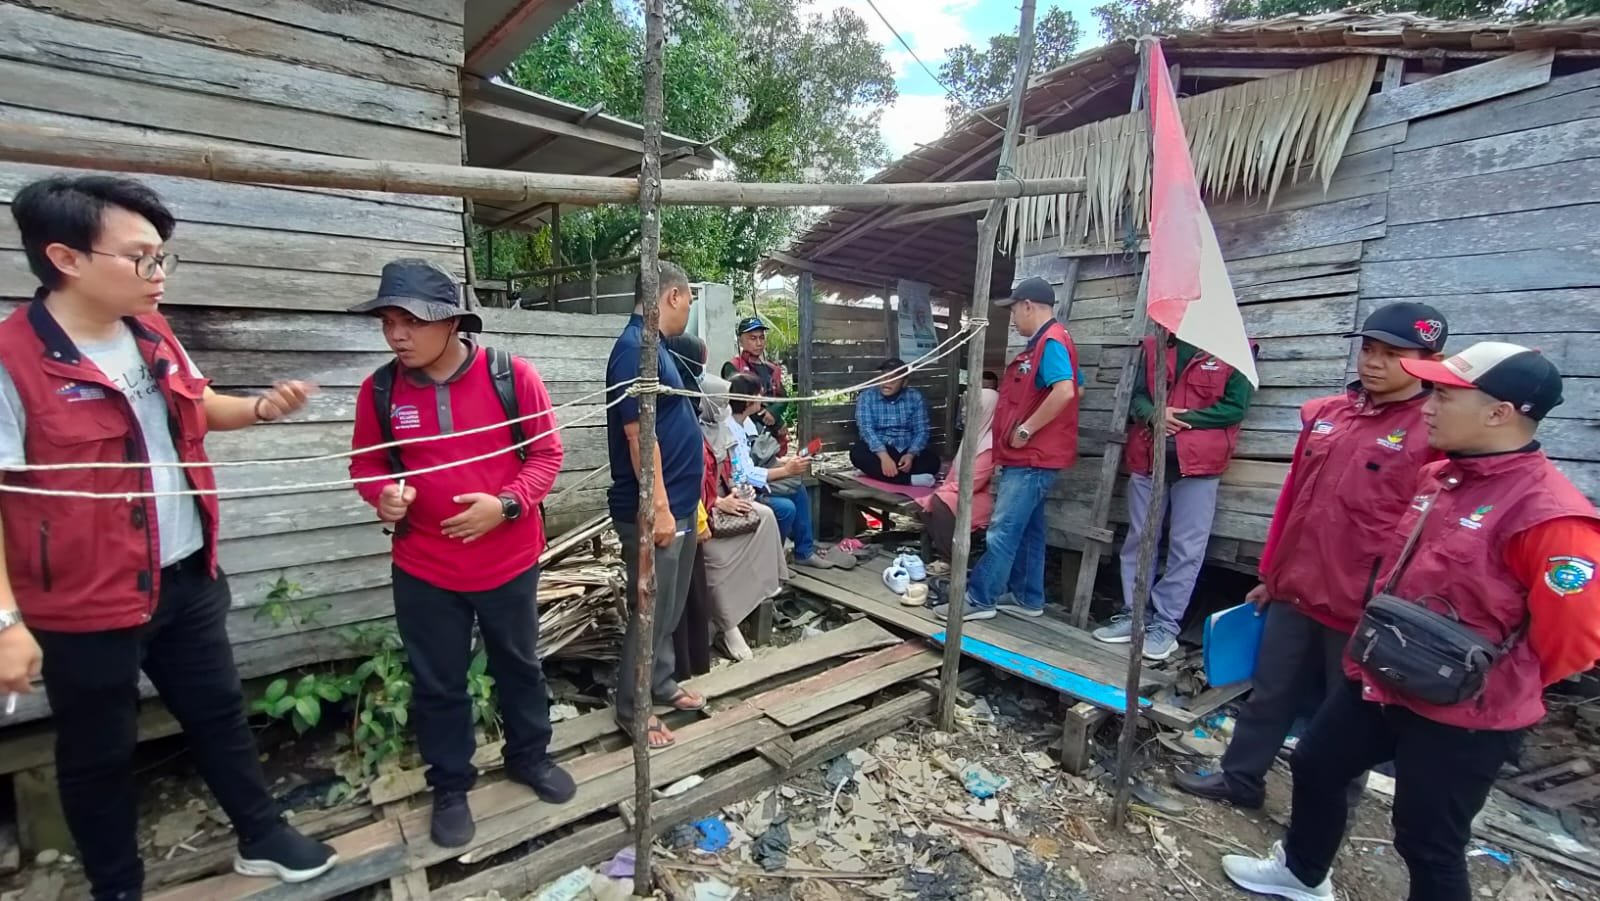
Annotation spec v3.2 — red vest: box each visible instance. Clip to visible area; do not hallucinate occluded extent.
[0,301,220,632]
[1124,336,1245,478]
[1348,451,1598,730]
[1266,388,1440,633]
[993,319,1080,470]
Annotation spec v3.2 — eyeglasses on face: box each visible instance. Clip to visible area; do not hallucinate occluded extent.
[89,250,180,281]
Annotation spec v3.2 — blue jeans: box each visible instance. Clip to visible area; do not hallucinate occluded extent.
[763,484,815,559]
[966,466,1059,610]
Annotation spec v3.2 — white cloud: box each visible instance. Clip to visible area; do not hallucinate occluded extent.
[878,92,953,159]
[809,0,979,76]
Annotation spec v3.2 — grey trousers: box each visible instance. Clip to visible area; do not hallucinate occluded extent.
[1119,472,1220,638]
[615,517,698,722]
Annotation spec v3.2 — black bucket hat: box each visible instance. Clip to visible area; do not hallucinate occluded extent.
[348,259,482,333]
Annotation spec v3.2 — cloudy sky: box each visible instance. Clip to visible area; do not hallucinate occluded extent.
[812,0,1103,160]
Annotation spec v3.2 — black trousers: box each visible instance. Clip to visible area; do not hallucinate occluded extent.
[1220,602,1362,804]
[1284,679,1522,901]
[393,565,553,793]
[926,496,957,559]
[848,441,940,485]
[33,554,283,899]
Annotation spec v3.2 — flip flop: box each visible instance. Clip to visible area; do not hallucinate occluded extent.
[820,546,859,569]
[659,687,706,712]
[902,583,929,606]
[616,716,676,750]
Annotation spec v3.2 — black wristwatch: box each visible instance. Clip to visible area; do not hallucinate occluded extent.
[498,493,522,521]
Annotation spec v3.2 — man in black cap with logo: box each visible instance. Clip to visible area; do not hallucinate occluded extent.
[722,316,789,454]
[1175,302,1450,811]
[348,259,573,848]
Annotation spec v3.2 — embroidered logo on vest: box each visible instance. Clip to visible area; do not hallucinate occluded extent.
[1459,504,1494,531]
[1376,428,1407,452]
[391,403,422,430]
[55,382,106,403]
[1312,419,1336,435]
[1545,556,1596,596]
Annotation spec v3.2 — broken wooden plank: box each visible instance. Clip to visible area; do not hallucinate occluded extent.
[151,820,406,901]
[762,647,940,727]
[1354,50,1555,132]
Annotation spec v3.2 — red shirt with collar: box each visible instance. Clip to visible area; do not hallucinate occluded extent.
[349,346,563,592]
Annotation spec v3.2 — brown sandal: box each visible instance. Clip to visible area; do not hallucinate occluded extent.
[617,715,676,750]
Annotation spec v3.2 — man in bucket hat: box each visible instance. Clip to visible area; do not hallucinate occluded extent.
[349,259,573,848]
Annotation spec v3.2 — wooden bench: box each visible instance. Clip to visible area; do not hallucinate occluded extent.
[814,470,934,560]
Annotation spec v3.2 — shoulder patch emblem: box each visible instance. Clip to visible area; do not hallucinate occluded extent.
[1546,556,1596,597]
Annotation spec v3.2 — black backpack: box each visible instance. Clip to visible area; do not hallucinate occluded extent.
[371,347,540,532]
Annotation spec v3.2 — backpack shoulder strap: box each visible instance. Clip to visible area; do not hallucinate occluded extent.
[486,346,527,462]
[370,360,404,475]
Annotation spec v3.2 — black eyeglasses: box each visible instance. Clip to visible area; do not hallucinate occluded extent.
[89,250,179,281]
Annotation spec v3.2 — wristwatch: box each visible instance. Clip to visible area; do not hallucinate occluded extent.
[1014,424,1033,443]
[0,608,22,632]
[498,493,523,521]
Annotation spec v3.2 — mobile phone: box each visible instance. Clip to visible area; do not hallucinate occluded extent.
[800,437,823,458]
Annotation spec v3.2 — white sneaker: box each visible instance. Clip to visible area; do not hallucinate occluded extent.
[1222,841,1333,901]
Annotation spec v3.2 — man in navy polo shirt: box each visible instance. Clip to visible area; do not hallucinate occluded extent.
[606,262,705,749]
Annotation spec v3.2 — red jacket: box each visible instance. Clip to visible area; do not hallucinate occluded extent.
[727,353,789,455]
[1348,450,1600,730]
[350,348,563,592]
[1261,387,1440,633]
[993,320,1080,470]
[0,301,219,632]
[1124,335,1245,478]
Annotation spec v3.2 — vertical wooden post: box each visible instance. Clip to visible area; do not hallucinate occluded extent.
[589,257,600,314]
[796,270,816,442]
[631,0,666,894]
[1111,40,1166,830]
[883,280,899,360]
[551,204,562,267]
[937,0,1037,730]
[1382,56,1405,91]
[943,291,965,448]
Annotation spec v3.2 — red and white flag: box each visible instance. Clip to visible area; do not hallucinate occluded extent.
[1144,40,1259,387]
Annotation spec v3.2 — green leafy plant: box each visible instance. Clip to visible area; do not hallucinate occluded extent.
[252,673,344,735]
[342,625,412,777]
[254,576,329,630]
[467,648,502,740]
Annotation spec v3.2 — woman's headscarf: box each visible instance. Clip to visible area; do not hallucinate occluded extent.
[664,333,707,388]
[946,387,999,487]
[697,374,737,462]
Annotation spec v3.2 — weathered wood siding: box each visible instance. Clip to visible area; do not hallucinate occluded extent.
[810,300,955,455]
[1009,63,1600,574]
[0,0,620,725]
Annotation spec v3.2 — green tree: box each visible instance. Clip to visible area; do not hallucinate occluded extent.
[483,0,896,294]
[1092,0,1196,42]
[938,6,1083,127]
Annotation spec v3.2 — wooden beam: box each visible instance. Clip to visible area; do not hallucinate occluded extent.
[463,94,645,156]
[1355,49,1555,131]
[1381,57,1405,92]
[877,199,990,230]
[797,271,816,442]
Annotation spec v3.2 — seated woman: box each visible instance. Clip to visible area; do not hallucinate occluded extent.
[848,357,940,486]
[918,387,999,559]
[695,374,788,660]
[664,336,788,663]
[725,372,844,570]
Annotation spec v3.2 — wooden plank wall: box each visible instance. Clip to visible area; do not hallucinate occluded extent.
[1013,116,1400,570]
[0,0,626,725]
[808,299,955,456]
[1011,62,1600,574]
[1359,65,1600,507]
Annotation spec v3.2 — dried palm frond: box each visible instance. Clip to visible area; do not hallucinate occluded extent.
[1002,55,1377,253]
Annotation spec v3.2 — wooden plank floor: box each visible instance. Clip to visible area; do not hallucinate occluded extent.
[790,553,1206,728]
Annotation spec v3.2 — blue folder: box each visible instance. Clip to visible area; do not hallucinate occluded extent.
[1203,602,1265,687]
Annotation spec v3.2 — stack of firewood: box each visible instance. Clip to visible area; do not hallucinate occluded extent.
[537,515,626,662]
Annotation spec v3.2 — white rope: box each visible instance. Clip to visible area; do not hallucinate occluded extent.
[3,378,633,473]
[0,320,987,495]
[0,397,621,501]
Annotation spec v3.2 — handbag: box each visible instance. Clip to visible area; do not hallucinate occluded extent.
[1348,495,1524,707]
[749,430,802,496]
[709,502,762,538]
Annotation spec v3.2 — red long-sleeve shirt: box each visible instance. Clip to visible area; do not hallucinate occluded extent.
[350,347,563,592]
[1508,516,1600,685]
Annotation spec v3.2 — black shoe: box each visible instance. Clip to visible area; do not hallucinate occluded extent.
[429,790,476,848]
[233,823,339,882]
[1171,770,1264,810]
[507,758,577,804]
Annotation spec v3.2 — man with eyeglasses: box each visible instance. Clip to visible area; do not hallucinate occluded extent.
[0,176,335,899]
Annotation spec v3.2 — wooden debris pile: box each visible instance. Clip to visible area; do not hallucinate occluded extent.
[537,514,626,663]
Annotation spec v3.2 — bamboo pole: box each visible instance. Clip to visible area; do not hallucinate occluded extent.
[0,123,1086,209]
[936,0,1037,730]
[631,0,667,894]
[1111,40,1165,830]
